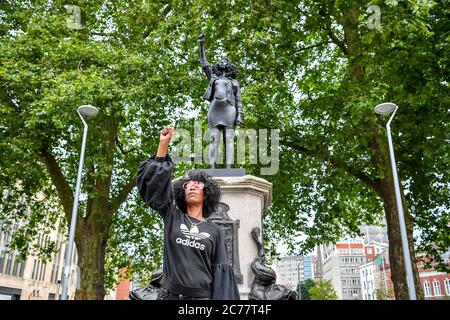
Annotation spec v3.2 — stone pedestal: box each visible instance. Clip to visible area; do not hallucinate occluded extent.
[212,175,272,300]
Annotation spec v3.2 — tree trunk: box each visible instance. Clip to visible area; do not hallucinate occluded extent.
[381,180,408,299]
[40,117,129,300]
[321,0,423,301]
[369,125,422,299]
[73,119,118,299]
[402,192,424,300]
[74,206,110,300]
[381,179,422,300]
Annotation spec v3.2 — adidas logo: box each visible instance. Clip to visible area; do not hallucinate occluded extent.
[180,224,211,240]
[175,224,210,251]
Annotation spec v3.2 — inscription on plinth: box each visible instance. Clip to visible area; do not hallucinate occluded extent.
[208,202,243,284]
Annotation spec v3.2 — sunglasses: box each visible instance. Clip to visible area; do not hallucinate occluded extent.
[182,180,205,190]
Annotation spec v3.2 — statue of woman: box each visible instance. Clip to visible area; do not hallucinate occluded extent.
[199,34,243,169]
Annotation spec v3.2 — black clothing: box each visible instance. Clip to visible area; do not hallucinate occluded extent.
[136,155,240,300]
[156,288,210,300]
[201,58,243,129]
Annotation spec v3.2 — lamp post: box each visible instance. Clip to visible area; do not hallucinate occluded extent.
[297,259,302,300]
[374,102,416,300]
[60,105,98,300]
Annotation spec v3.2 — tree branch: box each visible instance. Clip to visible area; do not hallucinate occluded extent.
[281,138,382,194]
[142,4,172,39]
[328,157,382,195]
[110,175,136,214]
[325,25,348,56]
[91,32,115,37]
[319,7,349,56]
[0,91,21,112]
[294,41,334,54]
[116,136,137,155]
[38,148,74,223]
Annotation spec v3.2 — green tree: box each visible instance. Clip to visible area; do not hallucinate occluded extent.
[298,278,315,300]
[309,279,338,300]
[1,0,448,300]
[190,0,448,299]
[376,288,395,300]
[0,1,201,299]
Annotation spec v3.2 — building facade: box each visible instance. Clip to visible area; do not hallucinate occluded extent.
[0,221,78,300]
[417,253,450,300]
[272,255,315,290]
[320,237,366,300]
[360,260,377,300]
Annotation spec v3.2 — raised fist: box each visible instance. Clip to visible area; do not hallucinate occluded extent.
[159,127,175,145]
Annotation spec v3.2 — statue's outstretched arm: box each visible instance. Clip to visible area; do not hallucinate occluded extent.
[199,34,212,80]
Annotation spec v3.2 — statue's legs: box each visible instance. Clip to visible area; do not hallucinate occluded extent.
[209,128,220,169]
[225,128,235,169]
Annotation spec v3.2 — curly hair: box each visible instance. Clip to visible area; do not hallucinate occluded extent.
[212,58,238,79]
[173,170,221,218]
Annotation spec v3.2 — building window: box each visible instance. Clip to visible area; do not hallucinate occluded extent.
[19,261,24,277]
[423,281,431,297]
[367,248,373,254]
[4,252,12,275]
[0,251,4,273]
[12,255,19,276]
[32,259,37,280]
[55,265,60,283]
[40,262,46,281]
[51,264,55,283]
[433,280,442,296]
[444,279,450,296]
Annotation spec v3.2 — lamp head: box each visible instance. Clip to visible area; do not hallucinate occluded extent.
[374,103,397,115]
[77,105,99,116]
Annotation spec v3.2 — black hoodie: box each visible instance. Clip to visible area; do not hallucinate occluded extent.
[136,155,240,300]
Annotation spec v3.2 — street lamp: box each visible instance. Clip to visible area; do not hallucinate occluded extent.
[60,105,98,300]
[374,102,416,300]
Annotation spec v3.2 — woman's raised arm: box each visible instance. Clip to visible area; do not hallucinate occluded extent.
[136,128,175,216]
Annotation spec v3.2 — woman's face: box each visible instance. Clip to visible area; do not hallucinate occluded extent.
[183,180,205,206]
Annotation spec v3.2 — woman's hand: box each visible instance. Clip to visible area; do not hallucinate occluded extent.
[157,127,175,157]
[160,127,175,144]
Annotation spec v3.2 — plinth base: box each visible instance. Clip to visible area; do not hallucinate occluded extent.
[201,168,246,177]
[212,175,272,299]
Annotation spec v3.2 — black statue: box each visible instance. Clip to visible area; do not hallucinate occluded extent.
[199,34,243,169]
[248,227,297,300]
[129,269,162,300]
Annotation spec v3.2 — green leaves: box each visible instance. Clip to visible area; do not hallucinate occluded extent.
[309,279,338,300]
[1,0,448,296]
